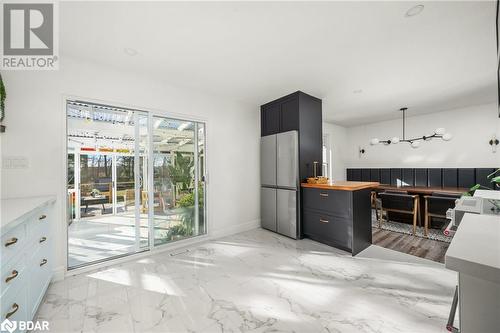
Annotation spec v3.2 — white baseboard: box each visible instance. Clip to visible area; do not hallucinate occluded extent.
[52,265,65,282]
[209,219,261,239]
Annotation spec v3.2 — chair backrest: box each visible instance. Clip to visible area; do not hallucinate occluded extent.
[379,192,416,212]
[427,192,460,216]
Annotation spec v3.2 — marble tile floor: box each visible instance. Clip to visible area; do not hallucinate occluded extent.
[36,228,457,333]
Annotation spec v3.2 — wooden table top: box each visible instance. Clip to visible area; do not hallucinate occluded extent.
[301,181,380,191]
[376,184,468,195]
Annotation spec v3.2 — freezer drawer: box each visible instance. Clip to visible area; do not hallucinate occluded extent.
[277,131,298,189]
[260,135,277,186]
[277,189,297,239]
[261,187,277,232]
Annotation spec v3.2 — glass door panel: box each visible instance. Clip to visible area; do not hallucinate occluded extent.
[79,154,113,218]
[152,117,206,245]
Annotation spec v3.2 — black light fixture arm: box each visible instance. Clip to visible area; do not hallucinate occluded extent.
[370,107,452,148]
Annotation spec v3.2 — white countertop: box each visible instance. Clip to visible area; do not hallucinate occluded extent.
[1,196,56,234]
[445,213,500,284]
[474,189,500,201]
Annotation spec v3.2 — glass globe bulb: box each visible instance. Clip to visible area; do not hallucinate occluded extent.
[391,137,400,144]
[370,138,380,145]
[411,141,420,148]
[442,133,452,141]
[435,128,446,135]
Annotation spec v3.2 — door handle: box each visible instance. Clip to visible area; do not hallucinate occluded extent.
[5,270,19,283]
[39,214,47,220]
[39,237,47,243]
[5,303,19,319]
[5,237,18,247]
[40,259,48,267]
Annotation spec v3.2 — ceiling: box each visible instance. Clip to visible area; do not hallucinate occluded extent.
[60,1,498,126]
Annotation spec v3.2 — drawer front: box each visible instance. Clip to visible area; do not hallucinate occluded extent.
[303,209,352,250]
[28,244,51,319]
[1,250,27,297]
[26,208,50,241]
[302,188,352,218]
[1,223,27,265]
[1,277,28,327]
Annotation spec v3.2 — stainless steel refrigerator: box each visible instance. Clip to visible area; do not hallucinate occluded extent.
[260,131,299,239]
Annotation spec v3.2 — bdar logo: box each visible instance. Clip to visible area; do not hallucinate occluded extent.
[0,319,17,333]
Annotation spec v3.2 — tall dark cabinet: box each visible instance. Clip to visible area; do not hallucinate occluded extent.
[261,91,323,181]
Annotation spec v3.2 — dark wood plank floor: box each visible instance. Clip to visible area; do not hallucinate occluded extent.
[372,228,449,263]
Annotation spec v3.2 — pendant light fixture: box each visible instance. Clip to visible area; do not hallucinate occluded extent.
[370,107,452,148]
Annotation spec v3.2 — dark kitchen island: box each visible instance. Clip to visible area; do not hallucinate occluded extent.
[301,181,379,255]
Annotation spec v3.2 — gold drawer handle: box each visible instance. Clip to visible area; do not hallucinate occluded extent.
[319,218,329,223]
[319,193,329,197]
[39,237,47,243]
[5,270,19,283]
[39,214,47,220]
[5,303,19,319]
[40,259,48,267]
[5,237,18,247]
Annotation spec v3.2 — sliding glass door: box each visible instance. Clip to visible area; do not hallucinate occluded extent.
[67,101,206,269]
[152,117,206,245]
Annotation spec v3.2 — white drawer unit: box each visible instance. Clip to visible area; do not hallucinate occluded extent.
[0,196,55,333]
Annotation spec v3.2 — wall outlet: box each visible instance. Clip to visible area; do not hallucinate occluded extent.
[2,156,30,169]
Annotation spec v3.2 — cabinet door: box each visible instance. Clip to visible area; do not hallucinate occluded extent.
[280,97,299,132]
[261,104,280,136]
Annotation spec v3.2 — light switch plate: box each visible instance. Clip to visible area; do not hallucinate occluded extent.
[2,156,30,169]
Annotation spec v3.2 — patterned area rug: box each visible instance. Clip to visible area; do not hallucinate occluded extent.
[371,215,452,243]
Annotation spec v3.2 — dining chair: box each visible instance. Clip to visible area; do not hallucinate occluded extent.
[378,191,421,235]
[423,192,461,236]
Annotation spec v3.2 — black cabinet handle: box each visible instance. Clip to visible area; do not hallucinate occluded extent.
[39,237,47,243]
[39,214,47,220]
[40,259,48,267]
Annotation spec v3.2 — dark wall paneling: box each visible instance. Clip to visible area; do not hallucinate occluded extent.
[442,168,458,188]
[402,168,415,187]
[380,169,391,185]
[361,169,371,181]
[475,168,496,189]
[390,168,402,186]
[428,169,442,187]
[414,168,428,187]
[458,168,475,189]
[370,169,380,182]
[351,169,362,181]
[346,169,353,181]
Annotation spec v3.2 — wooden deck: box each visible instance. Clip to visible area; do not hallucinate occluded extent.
[372,228,449,263]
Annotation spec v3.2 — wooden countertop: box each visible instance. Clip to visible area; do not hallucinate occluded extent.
[301,181,380,191]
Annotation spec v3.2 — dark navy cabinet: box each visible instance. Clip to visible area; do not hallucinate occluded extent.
[261,91,322,181]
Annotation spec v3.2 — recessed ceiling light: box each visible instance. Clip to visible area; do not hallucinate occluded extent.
[124,47,138,56]
[405,4,424,17]
[353,89,363,94]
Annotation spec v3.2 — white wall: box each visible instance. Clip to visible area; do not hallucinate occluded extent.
[343,103,500,169]
[322,122,348,181]
[0,57,260,273]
